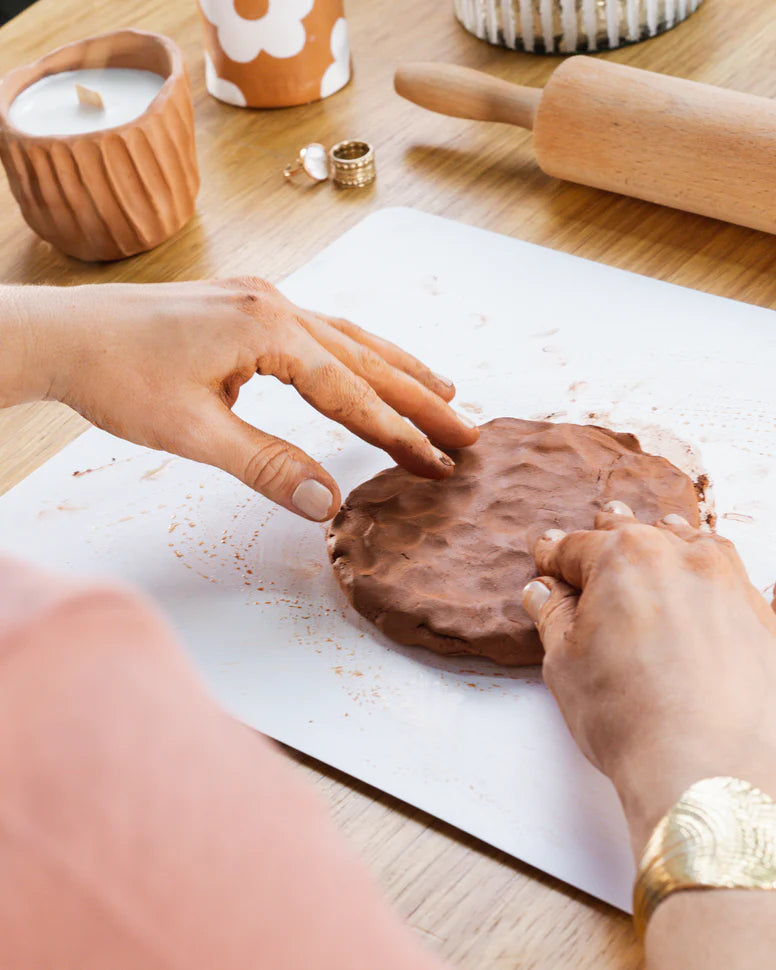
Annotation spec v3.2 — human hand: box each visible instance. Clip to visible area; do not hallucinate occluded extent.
[18,279,477,521]
[521,505,776,855]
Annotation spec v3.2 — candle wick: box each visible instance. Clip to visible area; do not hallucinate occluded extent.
[75,83,105,110]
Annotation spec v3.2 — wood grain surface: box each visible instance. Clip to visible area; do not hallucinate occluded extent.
[1,0,774,965]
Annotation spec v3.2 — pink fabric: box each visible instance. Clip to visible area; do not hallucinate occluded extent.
[0,558,445,970]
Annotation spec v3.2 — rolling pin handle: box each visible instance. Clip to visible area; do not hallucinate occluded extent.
[394,62,540,131]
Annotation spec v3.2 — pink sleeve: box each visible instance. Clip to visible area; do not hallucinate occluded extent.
[0,557,447,970]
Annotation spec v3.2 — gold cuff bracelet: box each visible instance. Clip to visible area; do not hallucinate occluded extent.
[633,776,776,937]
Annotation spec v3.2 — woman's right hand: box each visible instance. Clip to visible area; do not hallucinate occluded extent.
[522,505,776,856]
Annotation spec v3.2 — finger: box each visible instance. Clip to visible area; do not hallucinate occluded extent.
[298,312,478,450]
[522,577,579,655]
[654,514,741,569]
[533,528,611,590]
[654,512,700,541]
[313,312,457,402]
[288,330,455,480]
[180,399,341,521]
[594,500,637,531]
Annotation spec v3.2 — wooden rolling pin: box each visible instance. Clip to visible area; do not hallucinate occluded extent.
[395,58,776,235]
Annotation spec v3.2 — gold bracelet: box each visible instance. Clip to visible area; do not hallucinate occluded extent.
[633,776,776,938]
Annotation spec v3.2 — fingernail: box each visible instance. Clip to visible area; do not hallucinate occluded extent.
[433,447,454,468]
[522,580,551,620]
[663,513,689,526]
[433,372,454,389]
[292,480,334,521]
[603,500,633,516]
[541,528,566,542]
[455,410,477,429]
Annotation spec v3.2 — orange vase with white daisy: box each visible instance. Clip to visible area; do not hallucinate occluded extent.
[197,0,350,108]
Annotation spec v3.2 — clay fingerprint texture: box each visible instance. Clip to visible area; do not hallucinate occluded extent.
[327,418,701,666]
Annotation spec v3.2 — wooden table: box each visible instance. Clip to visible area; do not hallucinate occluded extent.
[1,0,773,965]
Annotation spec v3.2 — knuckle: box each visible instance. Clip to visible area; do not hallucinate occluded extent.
[591,524,664,576]
[233,275,276,295]
[685,534,733,574]
[316,364,376,422]
[346,379,377,421]
[312,361,344,392]
[331,315,361,337]
[711,533,737,556]
[541,628,575,682]
[533,539,557,572]
[538,595,565,634]
[537,596,575,650]
[242,440,297,493]
[542,650,560,690]
[608,523,663,559]
[256,351,285,379]
[357,346,390,382]
[220,276,279,317]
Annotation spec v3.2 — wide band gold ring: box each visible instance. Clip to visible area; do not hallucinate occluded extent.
[329,140,376,188]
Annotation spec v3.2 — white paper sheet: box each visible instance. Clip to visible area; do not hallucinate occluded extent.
[2,208,775,911]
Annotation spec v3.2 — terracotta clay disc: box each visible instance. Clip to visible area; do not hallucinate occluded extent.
[327,418,701,666]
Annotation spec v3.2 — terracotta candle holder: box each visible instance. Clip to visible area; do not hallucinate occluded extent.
[197,0,351,108]
[0,30,199,262]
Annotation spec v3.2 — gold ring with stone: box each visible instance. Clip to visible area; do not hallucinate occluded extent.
[329,140,376,188]
[283,143,330,183]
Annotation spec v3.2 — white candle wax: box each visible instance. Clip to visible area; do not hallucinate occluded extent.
[9,67,164,137]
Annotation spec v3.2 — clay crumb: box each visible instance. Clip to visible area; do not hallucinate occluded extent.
[723,512,754,524]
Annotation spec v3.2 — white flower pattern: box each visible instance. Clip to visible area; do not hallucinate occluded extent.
[199,0,315,64]
[203,51,247,107]
[319,17,350,98]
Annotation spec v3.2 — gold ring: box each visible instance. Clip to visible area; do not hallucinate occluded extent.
[329,140,376,188]
[283,143,329,183]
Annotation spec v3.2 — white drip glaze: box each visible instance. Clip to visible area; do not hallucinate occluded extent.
[646,0,658,34]
[501,0,517,47]
[540,0,555,52]
[606,0,620,48]
[583,0,599,51]
[625,0,639,41]
[519,0,535,50]
[473,0,485,38]
[487,0,500,44]
[560,0,578,52]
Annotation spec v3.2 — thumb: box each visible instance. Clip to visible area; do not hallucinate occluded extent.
[521,577,579,655]
[184,402,341,521]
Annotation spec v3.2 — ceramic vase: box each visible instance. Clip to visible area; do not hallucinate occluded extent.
[197,0,351,108]
[454,0,704,53]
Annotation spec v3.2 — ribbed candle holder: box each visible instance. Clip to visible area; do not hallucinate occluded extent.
[454,0,704,54]
[0,30,199,262]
